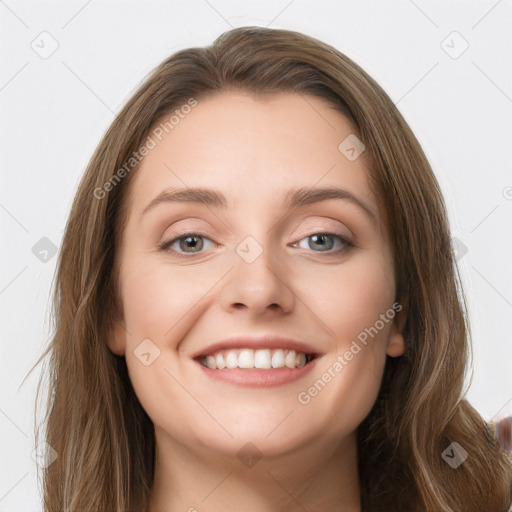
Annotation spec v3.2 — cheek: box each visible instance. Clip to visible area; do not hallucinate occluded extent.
[119,255,229,337]
[118,255,212,440]
[117,256,235,438]
[295,256,394,433]
[296,248,396,350]
[298,345,386,441]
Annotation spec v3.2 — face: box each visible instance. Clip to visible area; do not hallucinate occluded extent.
[109,91,405,460]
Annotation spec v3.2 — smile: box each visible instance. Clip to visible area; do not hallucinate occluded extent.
[199,348,316,370]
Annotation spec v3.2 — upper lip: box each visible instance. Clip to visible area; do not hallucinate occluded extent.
[191,334,322,359]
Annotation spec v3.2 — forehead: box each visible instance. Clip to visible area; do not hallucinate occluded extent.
[126,91,377,220]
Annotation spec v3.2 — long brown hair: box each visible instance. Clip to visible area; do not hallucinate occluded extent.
[34,26,512,511]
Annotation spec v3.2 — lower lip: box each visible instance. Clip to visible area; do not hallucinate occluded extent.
[195,358,318,387]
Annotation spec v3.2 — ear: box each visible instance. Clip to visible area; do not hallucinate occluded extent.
[107,309,127,356]
[386,303,406,358]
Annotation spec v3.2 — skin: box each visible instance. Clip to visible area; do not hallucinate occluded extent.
[109,91,405,511]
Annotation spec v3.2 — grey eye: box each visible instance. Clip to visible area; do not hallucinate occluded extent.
[296,233,349,252]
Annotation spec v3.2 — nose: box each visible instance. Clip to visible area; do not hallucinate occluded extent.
[219,239,296,317]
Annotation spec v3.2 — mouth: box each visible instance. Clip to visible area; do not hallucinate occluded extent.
[196,348,318,370]
[194,348,321,387]
[191,335,322,387]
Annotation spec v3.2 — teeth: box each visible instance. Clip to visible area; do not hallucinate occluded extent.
[285,350,296,368]
[238,349,254,368]
[271,349,285,368]
[200,348,310,370]
[254,349,271,369]
[215,353,225,369]
[226,351,238,369]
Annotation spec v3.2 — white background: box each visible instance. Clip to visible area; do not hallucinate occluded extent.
[1,1,511,510]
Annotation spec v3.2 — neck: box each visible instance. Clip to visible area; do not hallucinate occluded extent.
[149,428,361,512]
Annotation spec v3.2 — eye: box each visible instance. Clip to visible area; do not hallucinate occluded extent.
[293,232,352,254]
[159,231,352,258]
[159,233,216,257]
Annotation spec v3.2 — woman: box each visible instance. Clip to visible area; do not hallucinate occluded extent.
[35,26,512,511]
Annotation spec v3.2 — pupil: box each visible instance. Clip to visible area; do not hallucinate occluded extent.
[311,234,333,251]
[181,236,203,252]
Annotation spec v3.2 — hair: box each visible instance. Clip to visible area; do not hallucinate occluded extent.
[33,26,512,511]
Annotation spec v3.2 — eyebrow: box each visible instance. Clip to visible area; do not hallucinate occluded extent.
[141,186,377,222]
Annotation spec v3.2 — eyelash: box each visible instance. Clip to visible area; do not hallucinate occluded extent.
[159,231,354,258]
